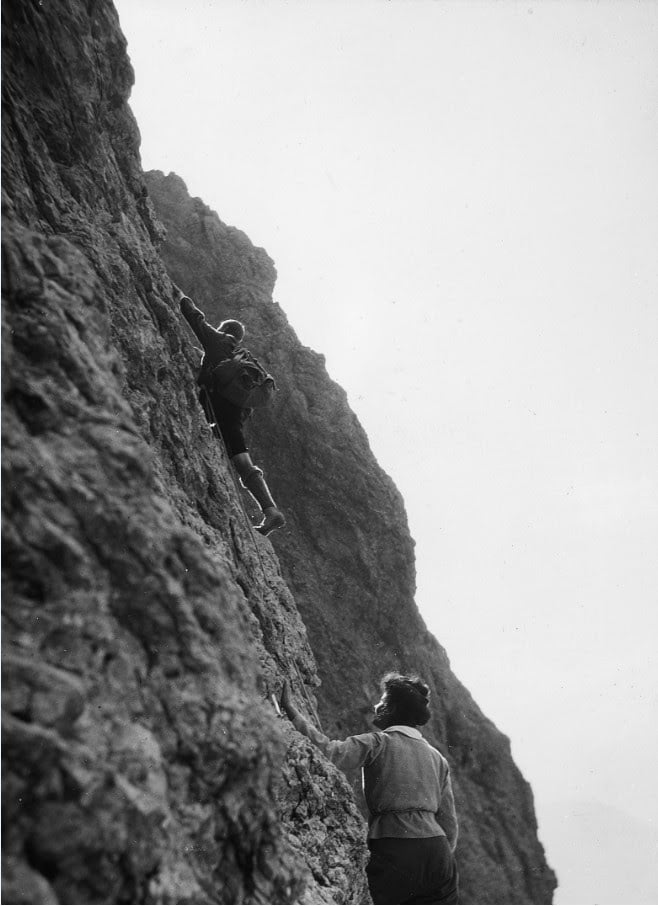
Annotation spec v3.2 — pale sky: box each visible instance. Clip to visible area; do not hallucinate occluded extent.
[115,2,658,901]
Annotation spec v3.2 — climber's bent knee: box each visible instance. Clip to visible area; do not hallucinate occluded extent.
[231,452,262,484]
[240,465,262,484]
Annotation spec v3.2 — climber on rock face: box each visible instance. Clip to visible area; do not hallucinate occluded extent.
[281,672,459,905]
[176,287,285,537]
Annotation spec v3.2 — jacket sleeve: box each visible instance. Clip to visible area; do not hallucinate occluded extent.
[436,765,459,852]
[180,295,218,351]
[290,709,383,773]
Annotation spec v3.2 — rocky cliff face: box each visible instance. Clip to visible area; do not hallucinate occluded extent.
[1,1,556,904]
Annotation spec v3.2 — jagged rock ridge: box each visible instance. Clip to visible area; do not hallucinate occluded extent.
[1,1,556,904]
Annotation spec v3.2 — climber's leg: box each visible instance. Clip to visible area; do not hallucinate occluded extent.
[204,394,247,455]
[232,452,286,536]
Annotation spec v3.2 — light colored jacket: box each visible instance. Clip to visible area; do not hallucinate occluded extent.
[291,714,458,849]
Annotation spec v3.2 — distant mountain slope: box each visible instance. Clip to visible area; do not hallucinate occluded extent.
[146,169,557,905]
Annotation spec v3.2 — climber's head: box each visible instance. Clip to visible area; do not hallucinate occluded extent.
[372,672,431,729]
[219,319,245,342]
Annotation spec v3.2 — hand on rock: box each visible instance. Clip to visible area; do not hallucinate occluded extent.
[172,283,189,304]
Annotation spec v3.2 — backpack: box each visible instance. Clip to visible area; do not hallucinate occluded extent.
[203,346,277,409]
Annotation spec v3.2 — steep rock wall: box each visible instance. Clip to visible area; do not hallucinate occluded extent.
[147,171,557,906]
[2,3,365,904]
[1,0,556,903]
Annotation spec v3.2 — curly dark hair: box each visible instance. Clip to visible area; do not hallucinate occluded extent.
[372,672,431,729]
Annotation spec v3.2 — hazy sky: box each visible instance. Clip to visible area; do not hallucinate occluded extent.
[115,1,658,901]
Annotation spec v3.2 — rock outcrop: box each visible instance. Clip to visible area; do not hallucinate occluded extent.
[1,1,556,903]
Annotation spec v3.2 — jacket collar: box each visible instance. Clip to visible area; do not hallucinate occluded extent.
[384,725,422,739]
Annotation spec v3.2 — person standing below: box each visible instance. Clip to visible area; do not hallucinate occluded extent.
[282,672,459,905]
[177,288,285,537]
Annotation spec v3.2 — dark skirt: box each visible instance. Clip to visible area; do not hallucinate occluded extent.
[367,836,459,905]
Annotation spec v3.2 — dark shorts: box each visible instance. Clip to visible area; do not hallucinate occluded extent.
[200,390,248,457]
[367,836,459,905]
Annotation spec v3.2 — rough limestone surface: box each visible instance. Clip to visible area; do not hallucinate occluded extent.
[1,1,556,904]
[2,3,366,904]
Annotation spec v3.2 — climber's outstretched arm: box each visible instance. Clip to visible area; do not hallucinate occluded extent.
[281,681,382,773]
[174,286,217,350]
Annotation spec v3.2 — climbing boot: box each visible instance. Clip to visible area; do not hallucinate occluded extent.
[255,505,286,536]
[232,453,286,536]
